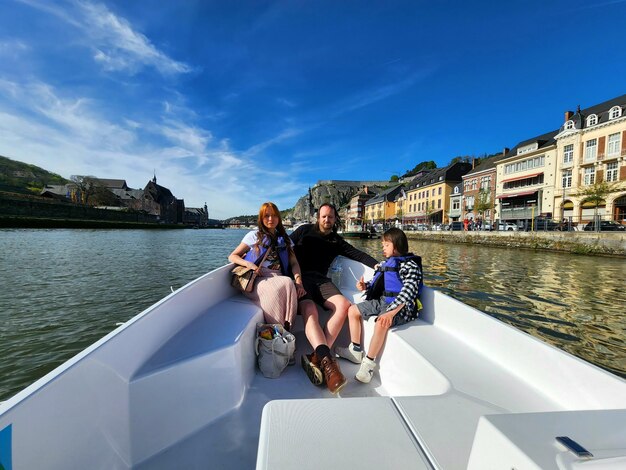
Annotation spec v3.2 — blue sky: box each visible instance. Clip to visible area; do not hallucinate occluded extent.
[1,0,626,218]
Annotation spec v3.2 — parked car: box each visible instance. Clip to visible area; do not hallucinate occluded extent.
[555,221,576,231]
[498,222,518,231]
[532,218,559,231]
[449,221,464,231]
[583,220,626,231]
[483,222,494,231]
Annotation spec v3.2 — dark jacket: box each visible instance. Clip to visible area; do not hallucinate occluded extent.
[290,224,377,276]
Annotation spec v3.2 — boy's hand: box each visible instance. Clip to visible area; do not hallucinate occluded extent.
[378,304,404,328]
[377,311,396,328]
[356,275,367,291]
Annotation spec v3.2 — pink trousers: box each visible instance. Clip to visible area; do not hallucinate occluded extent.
[244,268,297,326]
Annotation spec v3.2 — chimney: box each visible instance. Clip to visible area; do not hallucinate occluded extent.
[363,185,369,194]
[502,147,510,156]
[471,157,475,169]
[564,110,574,122]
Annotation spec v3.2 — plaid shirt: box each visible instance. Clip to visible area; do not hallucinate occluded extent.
[383,257,423,321]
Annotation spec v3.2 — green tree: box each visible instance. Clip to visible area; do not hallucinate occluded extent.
[70,175,117,206]
[403,161,437,178]
[424,200,435,227]
[396,206,404,225]
[576,181,620,229]
[390,174,399,182]
[474,189,493,222]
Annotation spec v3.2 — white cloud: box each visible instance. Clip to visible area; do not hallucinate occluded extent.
[0,40,29,57]
[331,68,433,117]
[276,97,296,108]
[243,128,301,159]
[16,0,193,76]
[0,78,307,218]
[75,0,193,75]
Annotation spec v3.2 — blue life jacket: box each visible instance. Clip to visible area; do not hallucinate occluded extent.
[365,254,422,304]
[243,235,290,276]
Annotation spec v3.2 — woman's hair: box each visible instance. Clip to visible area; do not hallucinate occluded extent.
[382,227,409,255]
[254,202,293,255]
[316,202,341,233]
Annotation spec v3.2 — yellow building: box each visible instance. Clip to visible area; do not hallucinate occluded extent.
[363,185,404,224]
[553,95,626,224]
[404,162,472,224]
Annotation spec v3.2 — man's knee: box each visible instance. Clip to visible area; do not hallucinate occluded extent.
[299,300,319,320]
[325,295,350,314]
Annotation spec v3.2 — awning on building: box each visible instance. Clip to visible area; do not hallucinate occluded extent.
[496,190,537,199]
[425,209,443,217]
[501,172,543,184]
[582,200,605,208]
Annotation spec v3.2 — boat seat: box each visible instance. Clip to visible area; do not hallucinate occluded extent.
[133,296,263,378]
[127,296,264,464]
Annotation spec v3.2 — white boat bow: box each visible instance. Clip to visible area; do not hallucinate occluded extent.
[1,257,625,469]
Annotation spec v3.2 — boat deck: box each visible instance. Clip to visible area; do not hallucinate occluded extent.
[135,288,567,470]
[135,311,400,469]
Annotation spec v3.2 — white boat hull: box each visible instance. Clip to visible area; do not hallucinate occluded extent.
[1,258,625,469]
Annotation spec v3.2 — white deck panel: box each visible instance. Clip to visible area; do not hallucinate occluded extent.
[256,398,432,470]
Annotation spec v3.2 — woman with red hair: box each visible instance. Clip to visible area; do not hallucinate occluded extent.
[229,202,305,331]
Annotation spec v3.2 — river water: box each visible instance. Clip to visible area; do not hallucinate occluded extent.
[0,228,624,401]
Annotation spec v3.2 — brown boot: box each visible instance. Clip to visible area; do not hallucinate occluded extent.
[301,352,324,385]
[320,356,347,394]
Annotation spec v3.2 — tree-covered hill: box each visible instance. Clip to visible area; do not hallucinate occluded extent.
[0,155,69,195]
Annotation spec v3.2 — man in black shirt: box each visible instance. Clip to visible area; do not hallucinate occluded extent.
[290,203,377,394]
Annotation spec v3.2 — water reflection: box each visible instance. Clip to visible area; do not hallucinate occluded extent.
[351,237,626,379]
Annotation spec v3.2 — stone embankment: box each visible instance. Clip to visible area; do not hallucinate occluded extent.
[405,230,626,257]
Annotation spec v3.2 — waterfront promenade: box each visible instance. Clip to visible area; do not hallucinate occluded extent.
[404,230,626,257]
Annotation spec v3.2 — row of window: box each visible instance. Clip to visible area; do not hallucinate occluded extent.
[408,186,442,200]
[408,199,443,213]
[463,175,492,192]
[562,133,623,165]
[504,155,545,174]
[564,106,623,130]
[561,162,620,188]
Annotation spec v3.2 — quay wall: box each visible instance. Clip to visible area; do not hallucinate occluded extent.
[405,230,626,257]
[0,192,158,224]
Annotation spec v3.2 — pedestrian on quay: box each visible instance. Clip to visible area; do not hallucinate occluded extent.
[228,202,306,332]
[290,203,378,394]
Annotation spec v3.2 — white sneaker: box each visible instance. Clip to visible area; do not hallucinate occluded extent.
[355,357,376,383]
[335,344,364,364]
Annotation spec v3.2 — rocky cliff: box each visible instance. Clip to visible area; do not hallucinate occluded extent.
[288,180,389,221]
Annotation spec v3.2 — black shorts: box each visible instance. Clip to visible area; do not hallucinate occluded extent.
[299,271,342,306]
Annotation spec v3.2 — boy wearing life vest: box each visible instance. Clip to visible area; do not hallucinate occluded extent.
[336,227,423,383]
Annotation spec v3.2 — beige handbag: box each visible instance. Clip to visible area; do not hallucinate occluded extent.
[230,244,271,292]
[230,266,257,292]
